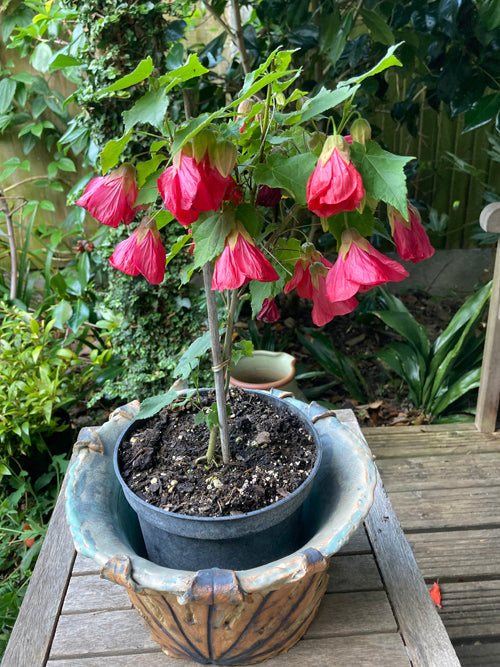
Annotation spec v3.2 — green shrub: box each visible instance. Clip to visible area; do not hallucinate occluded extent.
[0,301,87,460]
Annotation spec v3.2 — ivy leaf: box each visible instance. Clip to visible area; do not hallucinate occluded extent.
[351,141,412,213]
[191,210,233,270]
[253,153,317,205]
[123,88,169,134]
[0,79,16,114]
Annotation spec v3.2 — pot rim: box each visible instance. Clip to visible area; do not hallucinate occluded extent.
[113,387,321,525]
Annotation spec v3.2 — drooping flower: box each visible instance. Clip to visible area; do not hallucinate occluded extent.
[388,203,435,264]
[326,228,409,302]
[306,135,364,218]
[109,217,166,284]
[75,164,139,227]
[256,185,282,207]
[284,247,358,326]
[256,298,280,323]
[212,226,279,291]
[157,138,237,226]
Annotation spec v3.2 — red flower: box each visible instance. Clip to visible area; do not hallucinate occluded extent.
[256,298,280,323]
[109,217,166,284]
[306,136,364,218]
[429,582,442,608]
[256,185,282,207]
[212,227,279,291]
[284,248,358,326]
[157,148,236,226]
[389,203,435,264]
[326,229,409,302]
[76,164,138,227]
[22,523,36,548]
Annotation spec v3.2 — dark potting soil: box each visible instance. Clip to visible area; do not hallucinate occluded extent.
[117,388,317,518]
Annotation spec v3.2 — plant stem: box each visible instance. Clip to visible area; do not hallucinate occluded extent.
[0,188,17,300]
[229,0,252,74]
[202,262,231,463]
[223,289,239,391]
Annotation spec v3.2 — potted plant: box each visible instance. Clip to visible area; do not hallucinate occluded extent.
[66,46,434,664]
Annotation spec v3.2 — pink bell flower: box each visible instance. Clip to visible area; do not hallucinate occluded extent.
[256,298,280,323]
[388,203,435,264]
[157,149,236,226]
[109,217,166,284]
[284,248,358,326]
[212,227,279,291]
[307,135,364,218]
[75,164,139,227]
[326,229,409,302]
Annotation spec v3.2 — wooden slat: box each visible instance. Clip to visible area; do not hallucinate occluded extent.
[363,424,500,458]
[46,633,411,666]
[72,554,100,576]
[374,452,500,491]
[364,471,461,667]
[1,471,76,667]
[61,574,131,614]
[408,528,500,580]
[439,580,500,641]
[327,554,384,592]
[383,486,500,531]
[455,641,500,667]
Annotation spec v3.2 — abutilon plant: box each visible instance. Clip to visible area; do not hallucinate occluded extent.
[75,45,434,463]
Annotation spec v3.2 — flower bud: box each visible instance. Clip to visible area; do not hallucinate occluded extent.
[350,118,372,145]
[191,129,216,164]
[237,99,253,117]
[307,131,326,153]
[213,139,237,178]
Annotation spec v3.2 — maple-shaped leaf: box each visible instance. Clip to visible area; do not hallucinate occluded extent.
[254,153,317,205]
[351,141,414,215]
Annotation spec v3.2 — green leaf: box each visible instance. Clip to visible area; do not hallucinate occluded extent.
[51,300,72,329]
[155,210,174,230]
[463,93,500,133]
[174,330,214,380]
[123,87,169,134]
[191,210,233,270]
[31,43,53,73]
[253,152,317,205]
[136,389,180,420]
[157,53,209,89]
[68,301,90,332]
[328,207,374,246]
[101,131,132,174]
[298,86,357,123]
[49,53,82,69]
[165,233,190,267]
[249,280,283,318]
[0,78,16,114]
[430,368,481,417]
[339,43,403,87]
[374,309,430,360]
[377,343,423,406]
[56,157,76,172]
[360,8,396,45]
[170,114,213,156]
[298,330,368,402]
[136,154,166,187]
[97,56,154,96]
[351,141,413,213]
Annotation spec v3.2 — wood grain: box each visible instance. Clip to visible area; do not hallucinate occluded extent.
[46,633,411,666]
[1,470,76,667]
[439,580,500,640]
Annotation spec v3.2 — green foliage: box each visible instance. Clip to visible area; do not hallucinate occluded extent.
[0,301,89,460]
[297,329,370,403]
[0,454,68,660]
[374,283,491,419]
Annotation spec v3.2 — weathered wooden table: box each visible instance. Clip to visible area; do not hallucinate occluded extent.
[2,411,460,667]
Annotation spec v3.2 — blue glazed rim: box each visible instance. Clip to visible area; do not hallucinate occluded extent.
[66,390,377,594]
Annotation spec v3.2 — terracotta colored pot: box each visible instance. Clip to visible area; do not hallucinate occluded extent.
[66,390,376,665]
[229,350,305,399]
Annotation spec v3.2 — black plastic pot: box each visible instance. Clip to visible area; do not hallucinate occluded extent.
[113,389,322,571]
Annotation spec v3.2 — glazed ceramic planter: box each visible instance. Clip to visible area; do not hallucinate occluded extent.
[113,389,322,571]
[66,390,376,665]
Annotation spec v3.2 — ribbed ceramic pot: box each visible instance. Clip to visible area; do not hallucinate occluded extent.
[113,389,322,571]
[66,390,376,665]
